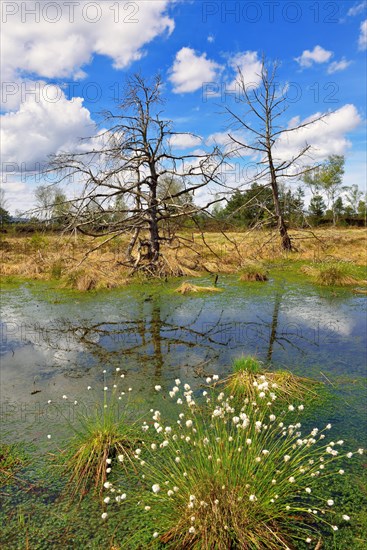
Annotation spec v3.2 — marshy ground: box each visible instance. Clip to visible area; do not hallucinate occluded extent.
[1,228,366,290]
[1,228,366,549]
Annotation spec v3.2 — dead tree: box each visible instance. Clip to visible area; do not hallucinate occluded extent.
[48,74,224,276]
[226,60,328,251]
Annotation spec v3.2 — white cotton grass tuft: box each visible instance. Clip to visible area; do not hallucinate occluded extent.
[51,369,144,501]
[97,372,364,548]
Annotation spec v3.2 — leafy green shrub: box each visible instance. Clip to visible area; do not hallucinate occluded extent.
[29,233,49,251]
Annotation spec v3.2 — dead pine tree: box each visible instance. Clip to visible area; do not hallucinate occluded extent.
[225,59,329,251]
[48,74,224,277]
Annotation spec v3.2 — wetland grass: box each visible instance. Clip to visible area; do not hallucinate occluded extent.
[1,229,366,289]
[301,261,362,286]
[0,440,28,487]
[50,372,142,499]
[175,282,222,294]
[101,377,364,549]
[239,262,269,282]
[222,356,320,404]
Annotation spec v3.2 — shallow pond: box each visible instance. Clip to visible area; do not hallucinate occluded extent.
[1,272,366,445]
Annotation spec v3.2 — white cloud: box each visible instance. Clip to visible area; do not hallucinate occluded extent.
[1,0,174,109]
[358,19,367,49]
[347,1,367,17]
[295,45,333,68]
[169,47,223,93]
[1,87,94,168]
[169,134,202,149]
[206,132,232,147]
[285,297,354,337]
[274,104,362,162]
[228,51,262,89]
[207,34,215,43]
[1,176,35,214]
[327,58,352,74]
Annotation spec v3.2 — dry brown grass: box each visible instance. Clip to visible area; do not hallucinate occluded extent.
[175,282,222,294]
[0,228,366,289]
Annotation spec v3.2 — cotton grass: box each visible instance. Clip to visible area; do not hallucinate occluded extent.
[222,356,319,403]
[102,376,364,549]
[49,370,142,500]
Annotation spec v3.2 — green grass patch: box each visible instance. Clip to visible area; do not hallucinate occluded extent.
[239,262,269,282]
[301,261,365,287]
[223,356,320,404]
[99,377,365,549]
[0,440,28,487]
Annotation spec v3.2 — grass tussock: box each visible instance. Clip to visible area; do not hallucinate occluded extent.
[301,261,362,286]
[175,282,222,295]
[102,377,365,549]
[239,262,269,282]
[51,373,142,499]
[60,418,138,499]
[63,267,127,291]
[223,356,319,403]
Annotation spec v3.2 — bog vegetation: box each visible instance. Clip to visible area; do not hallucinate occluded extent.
[30,359,365,549]
[1,63,366,550]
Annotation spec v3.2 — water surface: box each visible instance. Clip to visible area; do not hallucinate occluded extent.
[1,274,366,443]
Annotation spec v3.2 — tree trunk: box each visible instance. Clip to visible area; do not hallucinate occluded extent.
[268,154,292,251]
[149,212,160,262]
[148,166,160,264]
[126,227,140,262]
[277,210,292,251]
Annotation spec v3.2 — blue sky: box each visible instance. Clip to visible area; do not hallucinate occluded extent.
[1,0,366,212]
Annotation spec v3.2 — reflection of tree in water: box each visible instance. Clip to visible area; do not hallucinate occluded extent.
[208,289,318,365]
[260,289,319,364]
[34,296,228,378]
[267,290,284,363]
[28,290,321,380]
